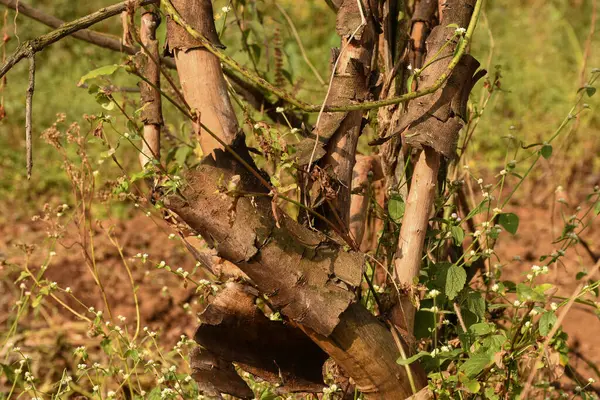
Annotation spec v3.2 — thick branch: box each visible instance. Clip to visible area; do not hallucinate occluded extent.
[389,0,482,336]
[300,0,376,230]
[165,147,426,398]
[165,0,239,155]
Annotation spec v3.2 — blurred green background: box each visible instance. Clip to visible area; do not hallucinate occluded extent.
[0,0,598,212]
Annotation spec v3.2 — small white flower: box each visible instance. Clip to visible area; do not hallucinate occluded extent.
[169,365,176,372]
[526,274,533,280]
[221,5,232,13]
[493,207,502,214]
[168,233,176,240]
[184,375,193,383]
[118,315,126,322]
[588,378,595,384]
[428,289,440,298]
[93,385,99,392]
[529,309,539,316]
[531,265,541,273]
[514,300,521,307]
[107,390,116,398]
[455,27,466,35]
[551,302,558,311]
[524,321,531,328]
[500,169,507,176]
[276,107,285,113]
[124,132,130,138]
[65,287,72,293]
[440,345,450,352]
[491,283,499,292]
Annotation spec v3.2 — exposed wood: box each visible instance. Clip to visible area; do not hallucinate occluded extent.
[391,146,440,335]
[138,11,162,168]
[166,0,239,155]
[165,147,363,337]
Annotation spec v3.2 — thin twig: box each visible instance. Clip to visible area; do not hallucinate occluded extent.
[521,259,600,398]
[25,53,34,179]
[0,0,156,79]
[275,2,325,85]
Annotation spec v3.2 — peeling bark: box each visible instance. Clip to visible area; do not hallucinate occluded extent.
[166,146,425,398]
[166,147,364,337]
[384,0,483,336]
[193,282,328,394]
[296,0,376,228]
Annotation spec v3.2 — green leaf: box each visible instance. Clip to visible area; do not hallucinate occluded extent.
[459,352,492,378]
[446,264,467,300]
[464,378,481,393]
[79,64,120,85]
[578,85,596,97]
[147,387,162,400]
[15,270,29,282]
[498,212,519,235]
[451,226,465,245]
[469,322,495,336]
[0,363,16,384]
[466,292,486,320]
[388,194,405,222]
[595,201,600,215]
[539,311,557,336]
[174,146,192,167]
[397,350,430,365]
[540,144,553,159]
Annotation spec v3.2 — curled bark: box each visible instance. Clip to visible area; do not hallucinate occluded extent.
[193,282,328,395]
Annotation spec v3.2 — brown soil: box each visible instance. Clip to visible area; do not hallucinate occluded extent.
[1,188,599,394]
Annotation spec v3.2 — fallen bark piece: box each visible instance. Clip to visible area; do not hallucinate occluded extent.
[165,148,364,337]
[194,282,328,393]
